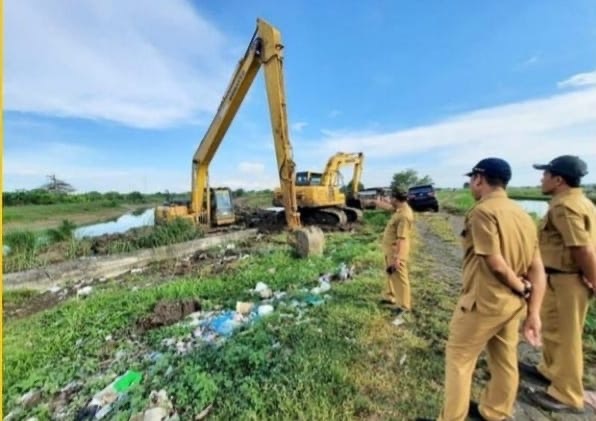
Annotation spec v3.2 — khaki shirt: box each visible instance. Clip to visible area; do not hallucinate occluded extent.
[539,188,596,273]
[459,190,538,315]
[382,203,414,261]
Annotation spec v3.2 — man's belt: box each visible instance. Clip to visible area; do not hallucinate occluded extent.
[545,267,580,275]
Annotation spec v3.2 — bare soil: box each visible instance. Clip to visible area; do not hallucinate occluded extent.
[136,299,201,332]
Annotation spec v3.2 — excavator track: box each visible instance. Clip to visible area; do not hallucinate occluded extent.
[342,206,363,223]
[300,207,348,226]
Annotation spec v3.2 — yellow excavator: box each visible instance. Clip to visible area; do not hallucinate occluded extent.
[272,152,365,225]
[154,18,323,256]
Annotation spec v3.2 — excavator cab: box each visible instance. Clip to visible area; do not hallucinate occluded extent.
[209,187,235,226]
[272,152,364,226]
[295,171,323,186]
[155,187,235,226]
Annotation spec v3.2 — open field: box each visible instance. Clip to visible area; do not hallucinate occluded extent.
[2,201,161,234]
[3,210,594,420]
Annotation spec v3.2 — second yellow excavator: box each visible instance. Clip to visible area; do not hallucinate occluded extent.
[272,152,365,225]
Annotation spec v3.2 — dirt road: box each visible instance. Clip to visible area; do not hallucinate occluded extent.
[417,213,595,420]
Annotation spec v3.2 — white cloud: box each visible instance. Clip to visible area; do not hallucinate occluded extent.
[238,161,265,174]
[310,85,596,187]
[4,0,236,128]
[292,122,308,132]
[557,70,596,89]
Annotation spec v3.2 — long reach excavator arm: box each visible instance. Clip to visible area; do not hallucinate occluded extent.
[191,19,300,229]
[155,18,323,257]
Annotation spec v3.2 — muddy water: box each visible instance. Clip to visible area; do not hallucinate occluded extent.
[74,208,155,239]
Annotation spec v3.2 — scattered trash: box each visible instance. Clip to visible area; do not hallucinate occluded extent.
[392,316,405,327]
[137,299,201,331]
[335,262,354,281]
[310,279,331,295]
[76,370,142,420]
[236,301,254,315]
[253,282,273,299]
[267,267,276,274]
[400,354,407,366]
[105,335,113,342]
[48,286,62,294]
[257,304,274,317]
[76,286,93,297]
[3,410,20,421]
[195,404,213,420]
[304,295,325,306]
[19,390,42,409]
[130,389,178,421]
[226,243,236,250]
[130,268,143,274]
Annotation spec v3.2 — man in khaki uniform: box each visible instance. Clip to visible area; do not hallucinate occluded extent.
[521,155,596,412]
[418,158,546,421]
[378,188,415,313]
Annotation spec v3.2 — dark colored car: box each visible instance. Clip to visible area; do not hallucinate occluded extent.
[407,184,439,212]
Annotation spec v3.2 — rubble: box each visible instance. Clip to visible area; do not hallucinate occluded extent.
[137,299,201,331]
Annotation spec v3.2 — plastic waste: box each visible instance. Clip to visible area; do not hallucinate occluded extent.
[257,304,274,316]
[77,370,142,420]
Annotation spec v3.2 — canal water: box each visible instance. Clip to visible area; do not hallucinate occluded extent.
[74,208,155,239]
[514,199,549,218]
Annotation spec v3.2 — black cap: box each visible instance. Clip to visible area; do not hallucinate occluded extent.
[465,157,512,183]
[533,155,588,179]
[391,187,408,199]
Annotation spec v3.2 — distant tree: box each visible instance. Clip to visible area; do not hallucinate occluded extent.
[40,174,75,193]
[234,188,246,197]
[342,180,364,194]
[463,182,470,189]
[126,191,144,203]
[390,169,433,192]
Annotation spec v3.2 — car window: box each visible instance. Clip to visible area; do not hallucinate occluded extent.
[408,186,434,194]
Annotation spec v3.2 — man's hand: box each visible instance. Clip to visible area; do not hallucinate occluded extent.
[523,314,542,347]
[518,278,532,300]
[582,276,596,297]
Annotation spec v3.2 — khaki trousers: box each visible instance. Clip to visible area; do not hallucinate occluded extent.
[438,303,525,421]
[538,273,590,409]
[384,254,411,310]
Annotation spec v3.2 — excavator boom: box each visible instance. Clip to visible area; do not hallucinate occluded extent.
[155,18,323,257]
[188,19,301,229]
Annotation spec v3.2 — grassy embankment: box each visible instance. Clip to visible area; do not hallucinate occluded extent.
[1,200,193,273]
[2,211,457,420]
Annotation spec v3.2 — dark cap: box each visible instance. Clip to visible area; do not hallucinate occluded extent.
[391,187,408,199]
[465,157,512,183]
[533,155,588,179]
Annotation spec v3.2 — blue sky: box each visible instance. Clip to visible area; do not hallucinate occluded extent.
[4,0,596,193]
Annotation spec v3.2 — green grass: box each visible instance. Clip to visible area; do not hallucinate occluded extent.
[437,189,475,215]
[2,201,125,224]
[4,211,593,419]
[3,218,203,273]
[2,210,453,420]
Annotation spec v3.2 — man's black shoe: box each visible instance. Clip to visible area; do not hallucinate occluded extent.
[468,401,488,420]
[518,362,550,386]
[528,390,584,413]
